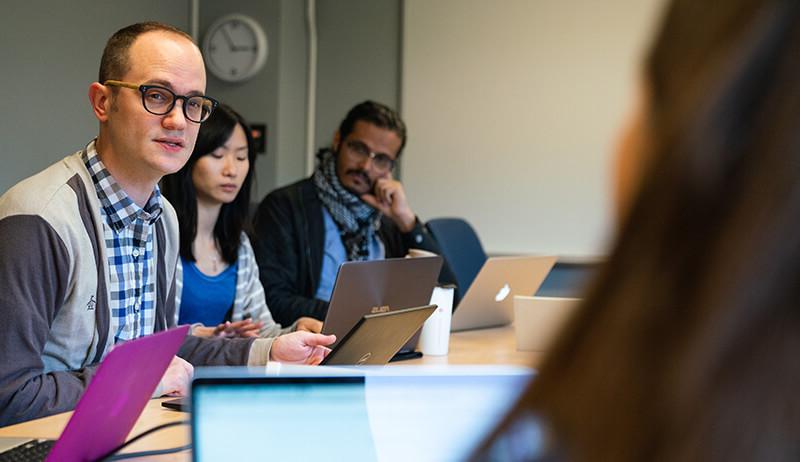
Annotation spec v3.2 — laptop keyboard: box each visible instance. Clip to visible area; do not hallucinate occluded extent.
[0,439,55,462]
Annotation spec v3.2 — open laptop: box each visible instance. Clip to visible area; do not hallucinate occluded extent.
[321,256,442,353]
[451,255,557,331]
[0,325,189,462]
[322,305,436,366]
[162,301,441,413]
[190,365,534,462]
[162,305,438,412]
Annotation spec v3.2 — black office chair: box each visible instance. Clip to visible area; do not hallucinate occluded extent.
[425,218,488,306]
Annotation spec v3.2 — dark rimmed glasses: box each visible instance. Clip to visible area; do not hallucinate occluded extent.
[344,140,396,172]
[104,80,218,123]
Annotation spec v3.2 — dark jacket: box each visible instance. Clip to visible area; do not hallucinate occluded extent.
[251,177,451,325]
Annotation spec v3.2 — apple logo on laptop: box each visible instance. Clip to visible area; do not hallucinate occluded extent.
[495,283,511,302]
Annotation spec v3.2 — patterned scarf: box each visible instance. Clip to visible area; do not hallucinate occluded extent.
[313,149,381,261]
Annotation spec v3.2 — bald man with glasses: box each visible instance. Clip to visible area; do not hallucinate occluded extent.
[0,22,334,427]
[252,101,453,327]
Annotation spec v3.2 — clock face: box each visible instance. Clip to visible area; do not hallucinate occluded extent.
[204,15,268,83]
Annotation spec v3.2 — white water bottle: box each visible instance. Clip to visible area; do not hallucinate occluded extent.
[419,285,455,356]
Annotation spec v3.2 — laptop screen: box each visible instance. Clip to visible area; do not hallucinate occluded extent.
[191,366,533,462]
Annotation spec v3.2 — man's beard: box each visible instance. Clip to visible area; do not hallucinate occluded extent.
[334,149,374,193]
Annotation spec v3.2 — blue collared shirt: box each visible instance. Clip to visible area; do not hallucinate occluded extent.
[314,208,385,301]
[84,140,162,343]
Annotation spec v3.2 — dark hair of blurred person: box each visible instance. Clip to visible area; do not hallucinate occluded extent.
[476,1,800,460]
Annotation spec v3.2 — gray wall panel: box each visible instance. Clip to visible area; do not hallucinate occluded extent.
[313,0,401,155]
[200,1,282,201]
[0,0,190,193]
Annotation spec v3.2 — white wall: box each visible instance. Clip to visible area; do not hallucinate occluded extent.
[401,0,665,257]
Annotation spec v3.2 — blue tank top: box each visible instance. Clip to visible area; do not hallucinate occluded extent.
[178,258,238,326]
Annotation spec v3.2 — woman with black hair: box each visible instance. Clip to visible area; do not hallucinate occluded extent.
[162,104,321,337]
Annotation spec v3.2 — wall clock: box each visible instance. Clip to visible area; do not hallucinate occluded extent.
[203,14,268,83]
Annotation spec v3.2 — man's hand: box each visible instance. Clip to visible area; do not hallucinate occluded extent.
[157,356,194,397]
[360,176,416,233]
[193,320,264,338]
[295,317,323,333]
[270,331,336,365]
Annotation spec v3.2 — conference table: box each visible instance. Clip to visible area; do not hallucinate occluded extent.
[0,325,542,461]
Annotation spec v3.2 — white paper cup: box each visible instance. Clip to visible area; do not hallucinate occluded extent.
[419,286,454,356]
[513,296,580,351]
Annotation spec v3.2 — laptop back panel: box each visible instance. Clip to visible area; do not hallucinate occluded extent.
[321,305,436,366]
[451,256,557,331]
[46,325,189,461]
[321,256,442,350]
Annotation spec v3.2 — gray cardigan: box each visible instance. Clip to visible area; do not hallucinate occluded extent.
[0,150,257,426]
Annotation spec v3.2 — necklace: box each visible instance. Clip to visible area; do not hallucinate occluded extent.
[194,238,224,275]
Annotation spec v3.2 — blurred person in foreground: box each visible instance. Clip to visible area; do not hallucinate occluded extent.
[476,0,800,460]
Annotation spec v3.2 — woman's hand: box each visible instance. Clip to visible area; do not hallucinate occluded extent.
[193,320,263,338]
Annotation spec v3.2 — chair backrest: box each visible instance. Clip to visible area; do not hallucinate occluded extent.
[426,218,488,305]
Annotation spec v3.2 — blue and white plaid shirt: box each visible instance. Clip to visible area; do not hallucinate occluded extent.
[84,141,162,343]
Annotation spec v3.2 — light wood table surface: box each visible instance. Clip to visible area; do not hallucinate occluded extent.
[0,325,538,460]
[411,324,543,367]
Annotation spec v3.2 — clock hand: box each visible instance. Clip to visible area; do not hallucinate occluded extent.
[221,27,236,51]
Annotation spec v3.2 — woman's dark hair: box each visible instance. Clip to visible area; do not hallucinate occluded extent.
[478,0,800,460]
[161,104,256,265]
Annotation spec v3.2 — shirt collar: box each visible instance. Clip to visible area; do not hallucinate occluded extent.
[83,139,163,231]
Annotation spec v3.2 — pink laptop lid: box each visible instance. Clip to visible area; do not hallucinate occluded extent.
[46,325,190,462]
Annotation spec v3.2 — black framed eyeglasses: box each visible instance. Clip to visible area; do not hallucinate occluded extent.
[344,140,396,172]
[104,80,219,123]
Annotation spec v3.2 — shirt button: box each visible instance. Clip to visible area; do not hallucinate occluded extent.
[134,303,140,313]
[132,249,140,258]
[415,234,423,244]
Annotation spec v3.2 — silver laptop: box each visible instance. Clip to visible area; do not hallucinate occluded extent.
[451,255,557,331]
[321,256,442,351]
